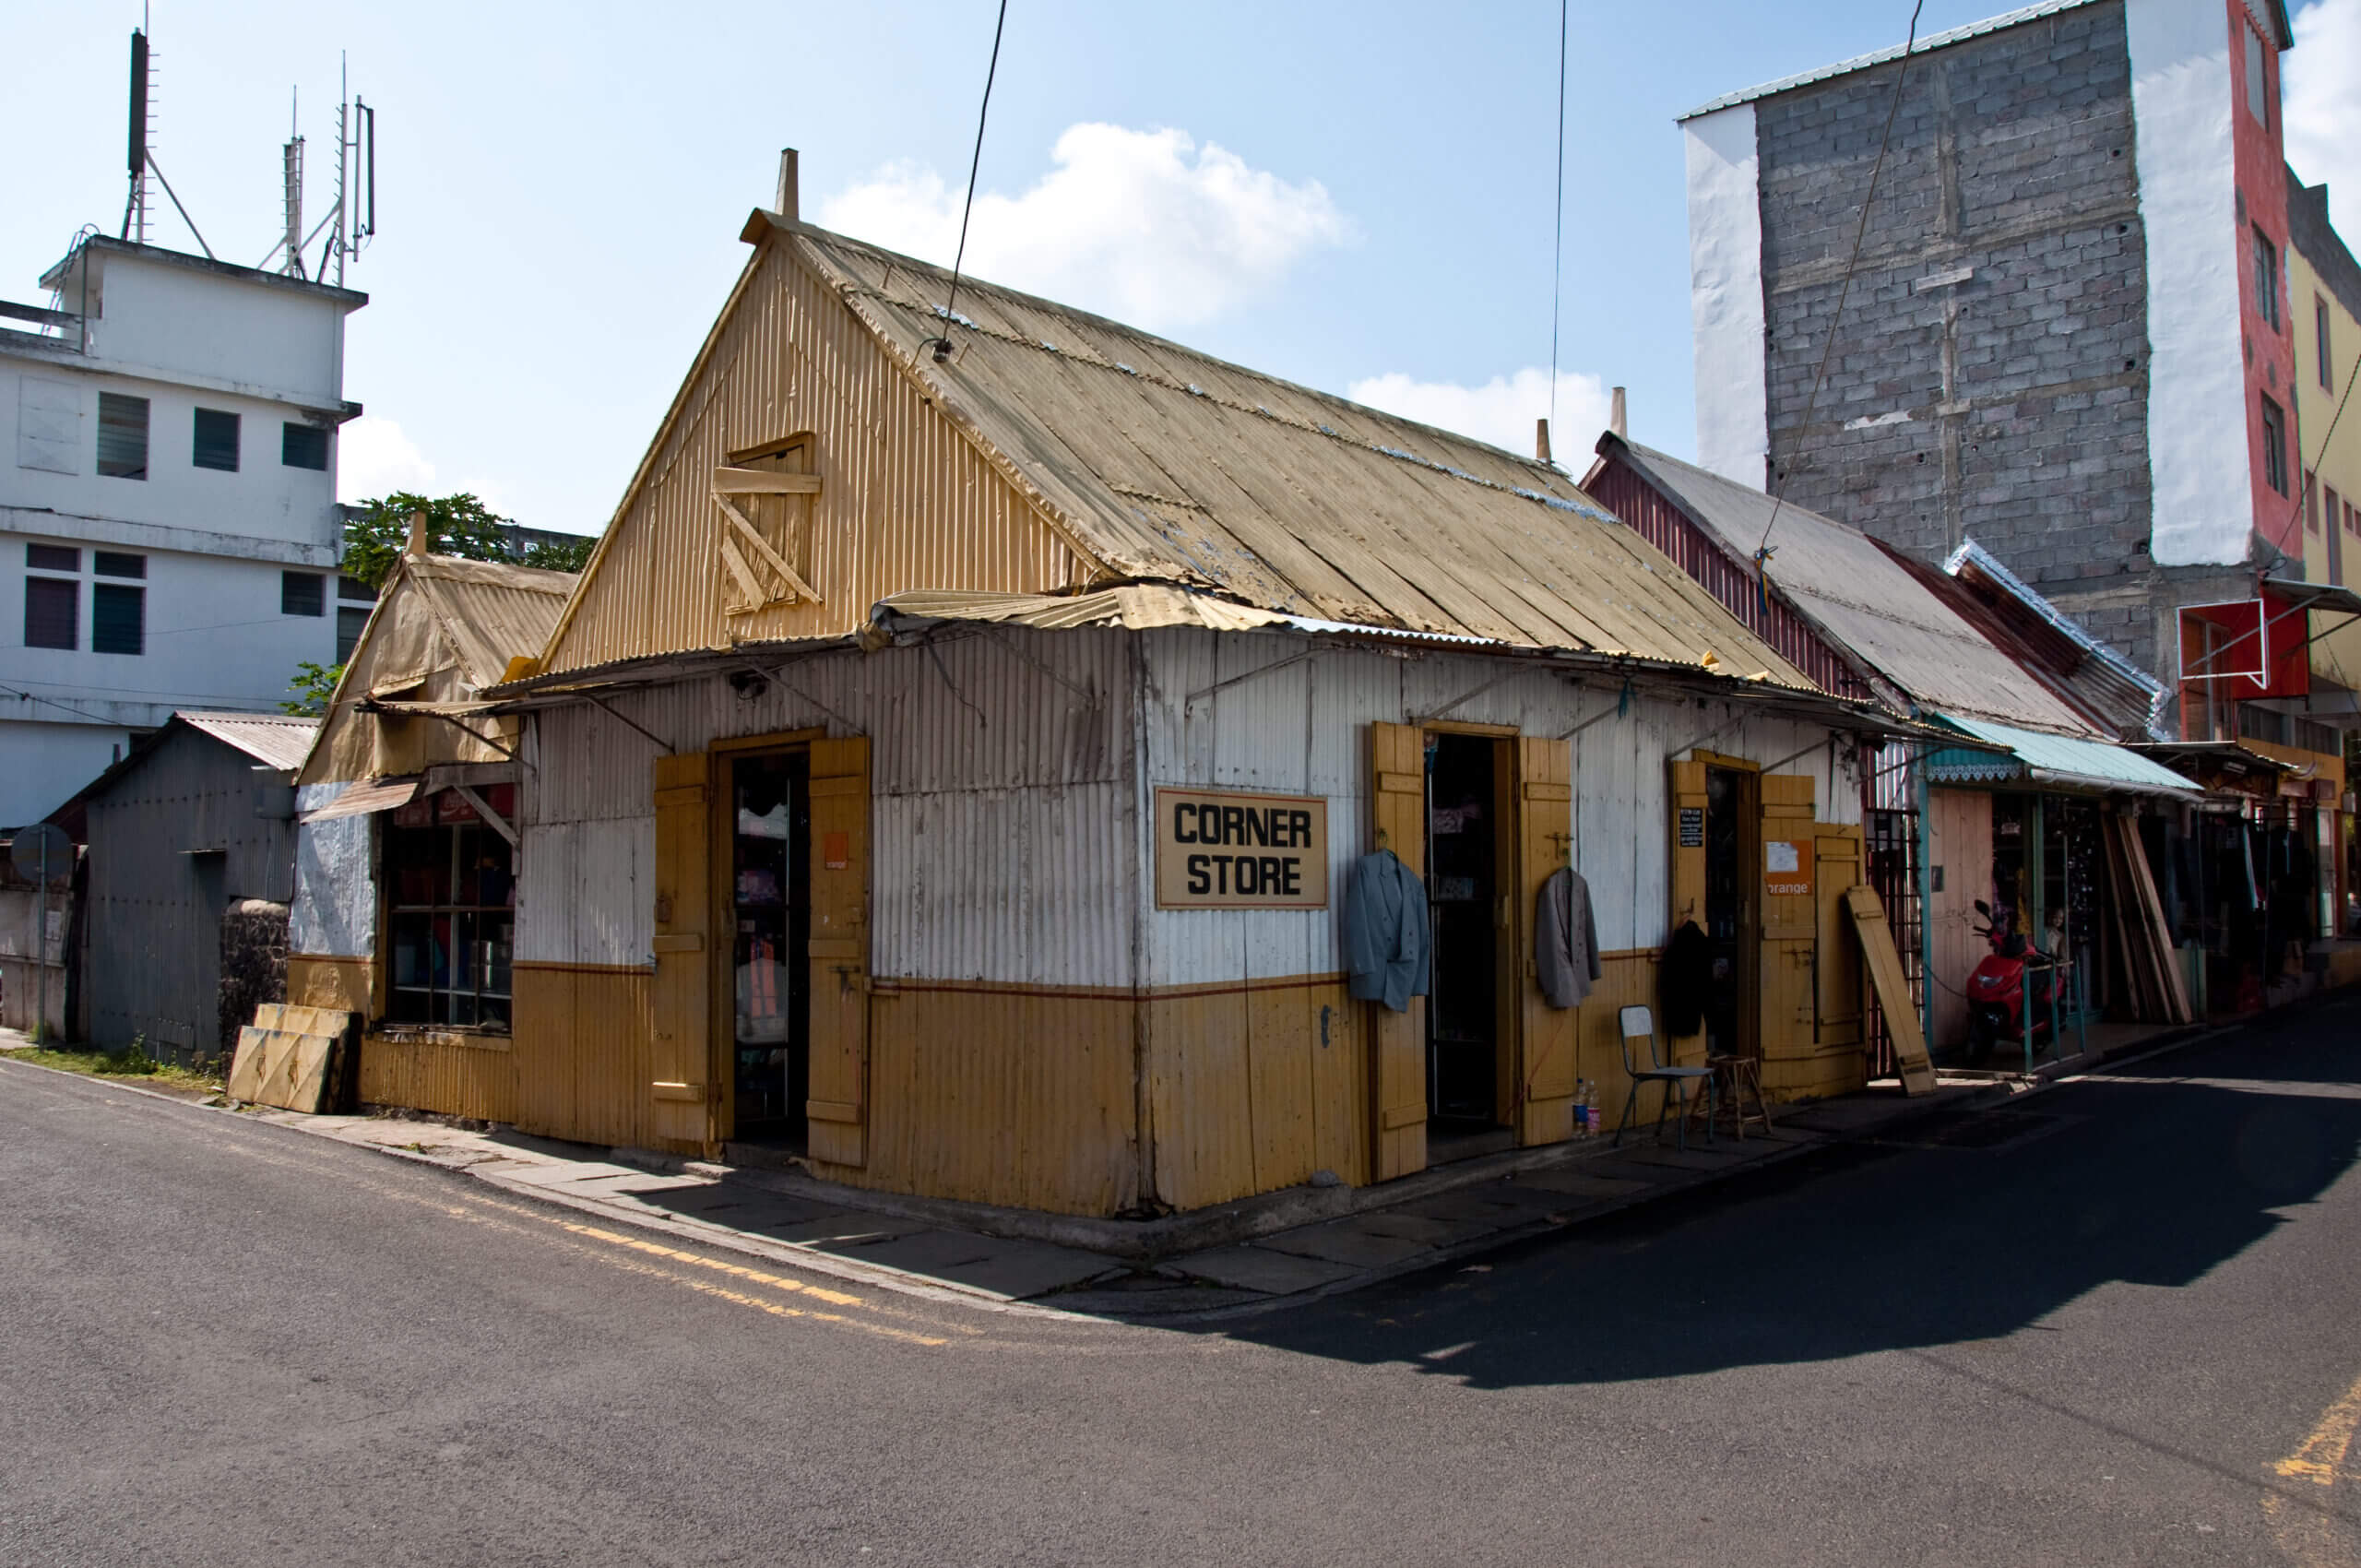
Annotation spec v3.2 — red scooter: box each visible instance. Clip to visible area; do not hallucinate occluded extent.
[1966,899,2056,1061]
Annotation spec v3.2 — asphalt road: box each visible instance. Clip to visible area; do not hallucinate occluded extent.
[5,1000,2361,1567]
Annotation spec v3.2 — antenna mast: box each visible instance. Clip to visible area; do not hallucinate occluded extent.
[123,28,152,243]
[281,90,306,279]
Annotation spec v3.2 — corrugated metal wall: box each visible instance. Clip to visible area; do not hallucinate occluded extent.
[528,629,1139,988]
[291,784,374,959]
[542,242,1090,677]
[1140,628,1860,982]
[1586,460,1876,703]
[84,728,299,1055]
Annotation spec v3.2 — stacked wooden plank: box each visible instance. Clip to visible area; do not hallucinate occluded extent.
[1843,886,1938,1095]
[2097,813,2193,1026]
[228,1004,358,1113]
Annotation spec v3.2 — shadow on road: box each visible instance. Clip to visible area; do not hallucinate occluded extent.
[1214,1028,2361,1391]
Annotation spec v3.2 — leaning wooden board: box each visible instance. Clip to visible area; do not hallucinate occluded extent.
[1843,885,1937,1095]
[228,1004,356,1113]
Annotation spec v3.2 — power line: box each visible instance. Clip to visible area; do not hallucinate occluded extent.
[1751,0,1928,610]
[931,0,1011,365]
[1548,0,1568,446]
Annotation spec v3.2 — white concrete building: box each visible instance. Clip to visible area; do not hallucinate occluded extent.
[2,236,366,827]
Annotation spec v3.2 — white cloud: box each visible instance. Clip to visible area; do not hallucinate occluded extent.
[1346,367,1618,464]
[338,415,437,504]
[2285,0,2361,231]
[818,124,1352,331]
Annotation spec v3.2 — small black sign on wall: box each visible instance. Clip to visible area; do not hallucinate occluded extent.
[1678,806,1705,848]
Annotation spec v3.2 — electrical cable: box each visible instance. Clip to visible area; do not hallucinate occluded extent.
[1548,0,1568,447]
[1750,0,1928,613]
[2261,350,2360,573]
[931,0,1011,363]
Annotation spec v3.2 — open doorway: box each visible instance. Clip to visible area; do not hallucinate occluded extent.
[1703,764,1755,1058]
[1425,731,1514,1150]
[728,750,811,1144]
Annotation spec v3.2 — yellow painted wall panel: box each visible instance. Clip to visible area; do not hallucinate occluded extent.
[1147,988,1257,1213]
[288,955,371,1014]
[511,966,655,1151]
[356,1033,517,1123]
[812,984,1137,1217]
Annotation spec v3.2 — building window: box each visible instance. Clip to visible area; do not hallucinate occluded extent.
[280,571,325,617]
[97,391,148,479]
[26,543,77,573]
[2260,396,2289,495]
[2307,471,2320,532]
[2245,23,2270,127]
[23,576,76,649]
[2253,229,2281,330]
[94,551,145,578]
[2333,487,2347,533]
[2323,297,2336,389]
[281,422,329,470]
[192,407,240,471]
[92,583,143,656]
[385,787,516,1030]
[335,575,376,661]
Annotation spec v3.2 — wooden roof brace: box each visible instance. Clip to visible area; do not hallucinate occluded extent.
[448,781,519,848]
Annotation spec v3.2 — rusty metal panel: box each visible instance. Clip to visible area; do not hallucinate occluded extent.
[543,242,1087,677]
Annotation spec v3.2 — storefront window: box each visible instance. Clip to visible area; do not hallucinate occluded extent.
[385,786,516,1029]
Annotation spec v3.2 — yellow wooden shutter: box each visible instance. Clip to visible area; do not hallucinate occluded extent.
[1515,735,1576,1146]
[650,750,714,1150]
[1756,773,1818,1063]
[1368,721,1428,1182]
[806,735,872,1169]
[1813,827,1865,1049]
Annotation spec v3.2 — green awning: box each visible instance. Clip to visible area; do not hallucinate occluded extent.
[1925,713,2202,798]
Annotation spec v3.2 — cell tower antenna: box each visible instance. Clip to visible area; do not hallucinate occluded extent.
[282,88,306,279]
[123,28,149,243]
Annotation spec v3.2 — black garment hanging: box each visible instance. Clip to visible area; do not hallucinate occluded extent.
[1661,919,1711,1037]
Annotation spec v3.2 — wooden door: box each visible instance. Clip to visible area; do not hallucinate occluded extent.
[805,736,872,1168]
[650,751,714,1149]
[1369,721,1428,1181]
[1756,773,1819,1061]
[1515,735,1575,1145]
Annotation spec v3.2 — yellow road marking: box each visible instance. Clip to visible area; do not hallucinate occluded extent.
[552,1218,868,1308]
[2276,1372,2361,1485]
[2263,1369,2361,1566]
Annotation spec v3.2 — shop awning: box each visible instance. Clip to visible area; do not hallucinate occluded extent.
[1923,714,2202,799]
[298,776,421,824]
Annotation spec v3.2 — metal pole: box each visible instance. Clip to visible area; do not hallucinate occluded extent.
[33,837,49,1047]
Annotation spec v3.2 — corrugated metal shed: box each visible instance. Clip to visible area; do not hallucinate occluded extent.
[1593,436,2102,736]
[301,553,575,785]
[1927,540,2168,739]
[74,714,318,1059]
[179,712,319,773]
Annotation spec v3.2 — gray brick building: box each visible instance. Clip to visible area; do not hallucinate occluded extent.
[1682,0,2315,734]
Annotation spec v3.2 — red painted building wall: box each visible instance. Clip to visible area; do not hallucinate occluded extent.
[2230,0,2299,558]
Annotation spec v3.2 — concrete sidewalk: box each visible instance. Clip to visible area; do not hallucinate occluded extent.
[4,1015,2228,1321]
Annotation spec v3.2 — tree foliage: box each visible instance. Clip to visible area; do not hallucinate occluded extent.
[339,492,519,589]
[280,660,344,718]
[518,533,598,575]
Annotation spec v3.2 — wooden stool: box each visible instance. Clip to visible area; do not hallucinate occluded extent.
[1691,1054,1773,1140]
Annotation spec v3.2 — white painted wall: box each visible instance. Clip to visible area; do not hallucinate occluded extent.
[2128,0,2254,566]
[1684,104,1771,488]
[0,717,135,830]
[1,241,357,827]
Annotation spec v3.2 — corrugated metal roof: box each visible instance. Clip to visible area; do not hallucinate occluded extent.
[299,776,421,824]
[762,219,1810,686]
[1933,712,2201,797]
[405,554,576,689]
[1937,540,2167,740]
[176,711,319,771]
[299,552,577,786]
[1602,439,2100,734]
[1679,0,2104,120]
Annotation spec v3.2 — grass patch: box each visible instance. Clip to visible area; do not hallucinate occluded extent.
[1,1045,222,1095]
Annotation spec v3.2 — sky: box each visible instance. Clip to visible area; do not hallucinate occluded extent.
[3,0,2355,538]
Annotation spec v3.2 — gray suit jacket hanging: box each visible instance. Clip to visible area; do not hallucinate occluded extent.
[1535,865,1602,1009]
[1344,849,1430,1013]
